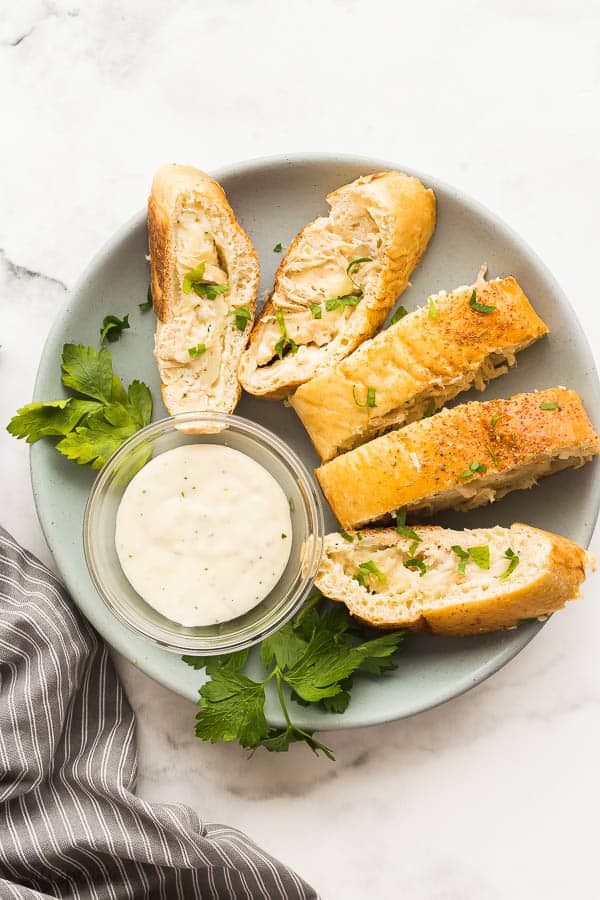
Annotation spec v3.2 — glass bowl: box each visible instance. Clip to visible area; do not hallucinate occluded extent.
[83,412,324,655]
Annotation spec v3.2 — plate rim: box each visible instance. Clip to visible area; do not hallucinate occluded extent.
[29,151,600,729]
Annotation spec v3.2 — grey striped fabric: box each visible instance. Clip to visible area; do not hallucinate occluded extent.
[0,528,318,900]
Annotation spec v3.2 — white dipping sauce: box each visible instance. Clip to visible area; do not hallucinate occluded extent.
[115,445,292,626]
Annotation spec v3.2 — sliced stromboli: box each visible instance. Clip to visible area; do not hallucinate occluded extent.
[237,171,436,399]
[315,524,594,635]
[316,388,600,530]
[290,274,548,462]
[148,164,259,415]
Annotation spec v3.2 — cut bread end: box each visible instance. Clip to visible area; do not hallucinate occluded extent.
[315,524,594,635]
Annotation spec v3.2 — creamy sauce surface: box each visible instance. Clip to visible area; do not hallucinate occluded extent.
[115,444,292,626]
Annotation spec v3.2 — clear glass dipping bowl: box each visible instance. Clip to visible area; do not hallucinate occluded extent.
[83,412,324,655]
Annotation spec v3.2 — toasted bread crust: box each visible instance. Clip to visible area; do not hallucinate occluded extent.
[148,164,259,415]
[316,388,600,529]
[237,171,436,399]
[291,275,548,461]
[315,524,593,635]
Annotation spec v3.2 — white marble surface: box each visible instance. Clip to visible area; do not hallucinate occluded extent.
[2,1,600,897]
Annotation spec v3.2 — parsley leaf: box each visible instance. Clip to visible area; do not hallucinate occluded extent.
[491,414,501,428]
[354,560,386,587]
[452,544,490,573]
[390,305,409,326]
[273,242,283,253]
[100,314,130,344]
[7,343,152,469]
[196,668,269,748]
[184,593,406,760]
[339,530,354,542]
[498,547,520,579]
[352,385,376,408]
[183,262,228,299]
[188,343,207,359]
[325,291,363,312]
[309,303,322,319]
[274,309,299,360]
[61,343,113,403]
[540,402,561,411]
[469,289,496,314]
[346,256,372,290]
[139,285,153,311]
[424,398,436,418]
[459,459,488,479]
[404,557,427,576]
[428,297,438,320]
[229,305,252,331]
[395,509,421,542]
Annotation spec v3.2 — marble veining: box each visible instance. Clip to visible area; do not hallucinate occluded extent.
[2,1,599,897]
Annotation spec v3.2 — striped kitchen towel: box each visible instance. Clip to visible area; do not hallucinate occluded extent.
[0,527,318,900]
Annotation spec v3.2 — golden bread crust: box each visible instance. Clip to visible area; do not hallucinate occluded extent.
[316,388,600,529]
[291,276,548,461]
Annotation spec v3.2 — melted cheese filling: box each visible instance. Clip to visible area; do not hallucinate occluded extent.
[155,205,230,396]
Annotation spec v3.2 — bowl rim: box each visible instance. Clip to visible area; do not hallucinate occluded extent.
[83,410,325,654]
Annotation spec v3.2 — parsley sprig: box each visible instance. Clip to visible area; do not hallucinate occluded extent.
[100,313,130,344]
[183,593,406,759]
[469,289,496,314]
[8,343,152,468]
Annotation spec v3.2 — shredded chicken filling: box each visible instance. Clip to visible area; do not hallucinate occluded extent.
[330,527,538,611]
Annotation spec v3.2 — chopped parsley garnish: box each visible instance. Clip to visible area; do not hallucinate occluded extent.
[459,459,488,479]
[182,591,406,759]
[139,285,153,311]
[229,305,252,331]
[491,414,501,428]
[273,242,283,253]
[404,557,426,577]
[274,309,299,360]
[424,399,436,418]
[188,343,207,359]
[192,282,228,300]
[469,289,496,314]
[309,303,322,319]
[354,560,387,587]
[183,262,228,299]
[340,531,354,543]
[540,402,561,411]
[390,305,409,326]
[428,297,438,320]
[498,548,519,579]
[281,533,287,539]
[325,292,362,311]
[487,443,499,466]
[452,544,490,574]
[100,313,130,344]
[352,385,377,408]
[395,508,421,543]
[408,540,420,556]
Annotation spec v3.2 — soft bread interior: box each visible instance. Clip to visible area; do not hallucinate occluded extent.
[238,172,435,397]
[245,205,381,387]
[316,525,592,629]
[155,191,257,414]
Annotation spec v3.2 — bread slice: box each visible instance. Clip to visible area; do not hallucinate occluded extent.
[316,388,600,529]
[291,274,548,461]
[237,171,436,399]
[148,164,260,415]
[315,524,594,635]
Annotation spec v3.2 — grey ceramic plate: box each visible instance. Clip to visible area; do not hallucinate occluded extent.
[31,153,600,730]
